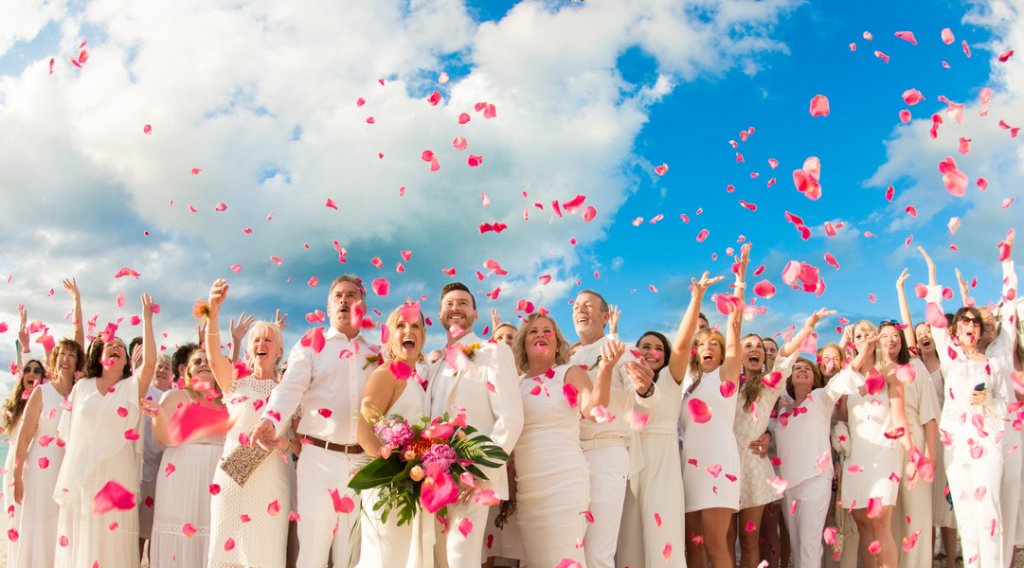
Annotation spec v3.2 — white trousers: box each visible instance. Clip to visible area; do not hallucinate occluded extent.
[893,466,933,567]
[583,445,629,568]
[1002,428,1022,564]
[782,474,831,568]
[946,432,1004,568]
[296,447,368,568]
[434,499,490,567]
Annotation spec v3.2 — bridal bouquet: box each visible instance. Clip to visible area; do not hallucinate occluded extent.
[348,412,508,526]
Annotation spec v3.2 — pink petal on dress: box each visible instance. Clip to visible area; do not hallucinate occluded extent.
[687,398,712,424]
[92,481,136,513]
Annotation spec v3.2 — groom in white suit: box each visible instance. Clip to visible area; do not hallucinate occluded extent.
[429,282,524,567]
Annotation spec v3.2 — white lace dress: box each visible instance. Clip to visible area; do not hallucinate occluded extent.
[209,377,290,568]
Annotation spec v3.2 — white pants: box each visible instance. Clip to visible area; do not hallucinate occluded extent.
[893,466,933,567]
[583,445,629,568]
[782,474,831,568]
[296,447,368,568]
[946,432,1004,568]
[434,499,490,567]
[1002,429,1022,564]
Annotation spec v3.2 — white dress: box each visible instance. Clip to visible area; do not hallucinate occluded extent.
[617,368,686,568]
[681,368,740,512]
[53,375,143,568]
[2,412,22,568]
[736,354,795,509]
[927,365,956,529]
[209,377,290,568]
[151,394,226,568]
[841,377,900,509]
[13,383,66,568]
[358,377,431,568]
[516,365,589,566]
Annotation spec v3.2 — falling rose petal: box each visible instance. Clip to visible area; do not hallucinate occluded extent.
[902,88,925,105]
[696,229,710,242]
[427,90,443,106]
[190,168,202,175]
[143,124,152,135]
[809,95,830,117]
[980,87,993,104]
[865,368,885,395]
[895,31,918,45]
[824,252,840,270]
[753,280,776,299]
[114,267,141,279]
[267,500,281,516]
[452,136,467,150]
[329,488,355,513]
[1003,197,1015,208]
[875,51,890,64]
[467,155,483,167]
[687,398,712,424]
[899,109,912,123]
[458,112,470,124]
[938,156,968,197]
[998,49,1015,63]
[92,481,136,513]
[49,58,54,74]
[782,261,801,286]
[895,364,917,384]
[902,531,920,552]
[868,540,882,555]
[654,163,669,176]
[390,360,412,381]
[768,476,789,495]
[166,402,231,446]
[182,523,197,537]
[905,206,917,217]
[739,200,757,212]
[371,278,390,296]
[555,560,582,568]
[761,372,783,389]
[720,380,737,398]
[886,185,895,202]
[582,206,597,222]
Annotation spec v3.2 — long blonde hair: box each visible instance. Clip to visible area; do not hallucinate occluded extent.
[382,304,425,363]
[689,329,727,377]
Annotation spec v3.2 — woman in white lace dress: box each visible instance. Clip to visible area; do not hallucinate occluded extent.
[730,309,831,568]
[150,347,227,567]
[355,304,431,567]
[204,279,291,568]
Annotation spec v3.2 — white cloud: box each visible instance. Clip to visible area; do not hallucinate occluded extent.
[0,0,797,365]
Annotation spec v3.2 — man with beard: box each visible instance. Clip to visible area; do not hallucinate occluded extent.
[569,289,658,568]
[252,274,377,568]
[429,282,524,567]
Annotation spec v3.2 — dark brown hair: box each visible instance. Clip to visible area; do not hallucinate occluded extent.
[440,282,476,309]
[83,337,133,380]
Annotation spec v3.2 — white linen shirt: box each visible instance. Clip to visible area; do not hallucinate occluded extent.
[262,327,377,444]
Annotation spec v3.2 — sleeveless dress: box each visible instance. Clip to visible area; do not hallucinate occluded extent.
[358,375,430,568]
[151,393,226,567]
[516,365,590,566]
[53,374,143,568]
[617,367,686,568]
[681,368,741,512]
[927,365,955,528]
[841,379,899,509]
[209,377,290,568]
[13,382,66,568]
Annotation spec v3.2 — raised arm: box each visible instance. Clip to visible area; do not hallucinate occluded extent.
[63,278,85,351]
[204,279,235,394]
[779,307,834,359]
[919,246,938,287]
[954,268,972,307]
[721,243,750,384]
[896,269,918,353]
[229,312,255,363]
[669,272,723,383]
[608,305,621,336]
[137,293,157,399]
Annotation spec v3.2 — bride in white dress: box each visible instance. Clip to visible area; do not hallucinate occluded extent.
[355,304,431,568]
[511,313,618,567]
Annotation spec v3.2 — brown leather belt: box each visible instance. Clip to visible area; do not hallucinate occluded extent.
[302,435,364,454]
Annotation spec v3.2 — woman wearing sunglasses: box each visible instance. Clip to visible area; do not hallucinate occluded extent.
[918,246,1010,567]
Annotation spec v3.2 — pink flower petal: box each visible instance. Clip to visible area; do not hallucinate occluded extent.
[809,95,830,117]
[752,280,776,299]
[895,31,918,46]
[687,398,712,424]
[92,481,136,513]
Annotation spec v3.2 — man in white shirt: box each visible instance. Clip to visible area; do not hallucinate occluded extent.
[568,289,658,568]
[252,275,378,568]
[429,282,524,567]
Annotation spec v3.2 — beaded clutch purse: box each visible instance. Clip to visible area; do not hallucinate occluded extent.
[219,444,271,487]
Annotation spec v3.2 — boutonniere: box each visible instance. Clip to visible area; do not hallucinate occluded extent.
[460,343,481,362]
[362,354,383,370]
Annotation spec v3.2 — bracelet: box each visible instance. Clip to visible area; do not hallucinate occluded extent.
[734,282,747,289]
[639,383,656,399]
[205,330,221,336]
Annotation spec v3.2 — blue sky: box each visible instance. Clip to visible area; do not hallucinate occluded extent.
[0,0,1020,372]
